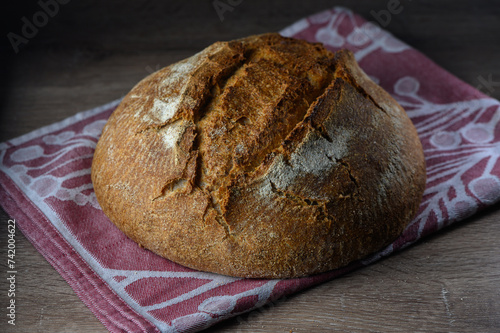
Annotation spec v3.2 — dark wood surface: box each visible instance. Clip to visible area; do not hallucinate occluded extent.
[1,1,499,332]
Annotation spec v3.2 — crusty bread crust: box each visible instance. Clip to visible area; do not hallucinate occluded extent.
[91,33,426,278]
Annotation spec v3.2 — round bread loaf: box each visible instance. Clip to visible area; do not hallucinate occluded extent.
[91,33,426,279]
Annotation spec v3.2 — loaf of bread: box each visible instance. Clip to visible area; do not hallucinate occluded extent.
[91,33,426,278]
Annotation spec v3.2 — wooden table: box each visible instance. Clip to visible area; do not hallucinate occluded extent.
[1,0,499,332]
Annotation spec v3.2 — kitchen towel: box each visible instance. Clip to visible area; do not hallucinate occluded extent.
[1,6,500,333]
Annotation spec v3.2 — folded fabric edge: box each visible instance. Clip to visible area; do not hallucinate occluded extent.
[1,98,123,150]
[0,171,159,333]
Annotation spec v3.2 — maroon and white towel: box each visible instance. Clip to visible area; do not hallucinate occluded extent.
[1,7,499,333]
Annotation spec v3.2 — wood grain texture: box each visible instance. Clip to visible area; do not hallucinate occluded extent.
[1,0,499,332]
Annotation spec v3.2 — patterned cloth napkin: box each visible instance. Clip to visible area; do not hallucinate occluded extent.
[1,6,500,333]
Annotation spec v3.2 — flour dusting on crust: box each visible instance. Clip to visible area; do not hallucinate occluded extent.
[160,120,189,149]
[141,50,205,124]
[266,128,353,193]
[150,98,179,123]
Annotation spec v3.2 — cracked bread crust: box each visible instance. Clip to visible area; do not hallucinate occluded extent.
[91,33,426,278]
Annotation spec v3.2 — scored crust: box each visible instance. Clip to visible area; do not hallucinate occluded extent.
[91,33,426,279]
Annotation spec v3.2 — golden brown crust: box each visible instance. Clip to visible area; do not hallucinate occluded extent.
[91,33,426,278]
